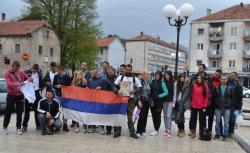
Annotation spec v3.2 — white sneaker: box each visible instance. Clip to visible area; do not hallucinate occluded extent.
[142,132,147,137]
[3,128,8,135]
[75,127,80,133]
[100,127,105,134]
[16,129,23,135]
[150,131,158,136]
[136,133,141,138]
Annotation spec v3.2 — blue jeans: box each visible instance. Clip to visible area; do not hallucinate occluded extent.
[229,108,237,135]
[215,109,230,137]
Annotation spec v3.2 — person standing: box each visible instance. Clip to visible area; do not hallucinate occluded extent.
[114,64,143,139]
[118,64,126,76]
[213,75,232,141]
[88,69,107,134]
[99,61,109,79]
[102,67,118,135]
[3,61,31,135]
[53,65,71,132]
[43,62,57,90]
[136,70,151,137]
[22,64,43,132]
[37,88,62,135]
[81,62,91,83]
[150,71,168,136]
[188,75,209,139]
[71,70,87,133]
[228,72,243,139]
[173,73,191,137]
[207,69,222,134]
[163,70,174,137]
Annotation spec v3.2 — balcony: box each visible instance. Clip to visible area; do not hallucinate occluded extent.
[207,49,223,59]
[243,68,250,72]
[243,34,250,42]
[208,31,224,41]
[243,50,250,59]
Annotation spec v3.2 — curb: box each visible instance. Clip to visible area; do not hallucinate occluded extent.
[235,132,250,153]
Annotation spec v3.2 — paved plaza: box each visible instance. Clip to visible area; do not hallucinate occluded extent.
[0,100,249,153]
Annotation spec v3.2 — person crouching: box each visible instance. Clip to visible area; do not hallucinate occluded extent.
[37,88,62,135]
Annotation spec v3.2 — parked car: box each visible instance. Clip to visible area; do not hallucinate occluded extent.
[0,78,7,111]
[243,87,250,98]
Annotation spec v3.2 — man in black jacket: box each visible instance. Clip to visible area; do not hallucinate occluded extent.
[103,66,118,135]
[22,64,43,132]
[53,65,71,131]
[37,89,62,135]
[207,69,222,134]
[228,72,243,139]
[213,75,232,141]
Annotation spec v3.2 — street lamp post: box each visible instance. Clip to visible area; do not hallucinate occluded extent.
[163,3,194,80]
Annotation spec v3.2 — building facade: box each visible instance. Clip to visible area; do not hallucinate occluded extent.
[189,3,250,88]
[0,20,61,76]
[126,32,187,74]
[97,35,126,69]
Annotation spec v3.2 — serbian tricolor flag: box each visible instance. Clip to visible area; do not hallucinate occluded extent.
[61,86,129,126]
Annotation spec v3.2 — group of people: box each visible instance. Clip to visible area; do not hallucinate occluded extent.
[3,61,243,141]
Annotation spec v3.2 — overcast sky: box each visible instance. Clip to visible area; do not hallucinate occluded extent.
[1,0,250,47]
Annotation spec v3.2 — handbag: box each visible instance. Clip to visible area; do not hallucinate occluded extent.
[141,79,154,107]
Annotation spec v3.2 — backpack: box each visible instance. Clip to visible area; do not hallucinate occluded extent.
[120,75,136,89]
[200,128,212,141]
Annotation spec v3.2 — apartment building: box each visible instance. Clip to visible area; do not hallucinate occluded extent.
[189,3,250,87]
[126,32,187,73]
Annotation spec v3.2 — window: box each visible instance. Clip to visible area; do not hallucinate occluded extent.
[43,30,49,38]
[247,43,250,50]
[50,48,54,56]
[38,45,43,55]
[0,80,6,93]
[230,27,237,36]
[198,29,204,37]
[197,60,202,66]
[197,43,204,50]
[148,54,154,61]
[229,43,236,51]
[15,44,21,53]
[212,60,218,67]
[0,44,2,53]
[229,60,236,68]
[100,49,103,55]
[247,60,250,69]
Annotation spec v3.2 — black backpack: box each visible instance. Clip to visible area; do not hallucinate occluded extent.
[200,128,212,141]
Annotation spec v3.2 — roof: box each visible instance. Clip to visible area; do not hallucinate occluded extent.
[0,20,50,37]
[127,33,176,50]
[97,36,116,48]
[193,4,250,22]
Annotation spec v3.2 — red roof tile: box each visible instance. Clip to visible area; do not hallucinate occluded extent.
[0,20,49,36]
[193,4,250,22]
[127,33,176,50]
[97,36,116,48]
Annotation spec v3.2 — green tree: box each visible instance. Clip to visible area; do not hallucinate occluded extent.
[22,0,101,70]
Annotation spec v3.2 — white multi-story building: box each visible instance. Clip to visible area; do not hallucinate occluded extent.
[126,32,187,73]
[97,35,126,69]
[189,3,250,87]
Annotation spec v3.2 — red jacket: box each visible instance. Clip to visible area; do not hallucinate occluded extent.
[191,83,209,109]
[4,68,29,96]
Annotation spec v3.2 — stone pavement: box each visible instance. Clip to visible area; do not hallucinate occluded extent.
[0,106,247,153]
